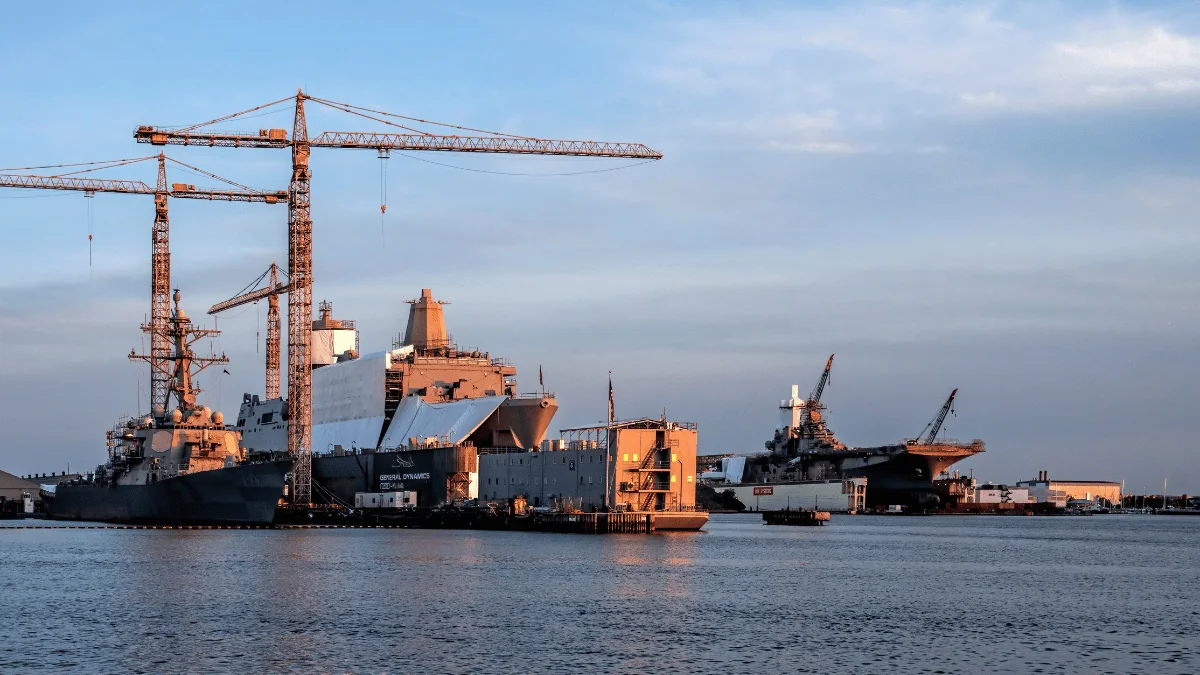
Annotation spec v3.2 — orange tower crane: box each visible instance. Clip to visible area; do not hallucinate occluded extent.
[135,90,663,504]
[207,263,290,400]
[0,153,287,413]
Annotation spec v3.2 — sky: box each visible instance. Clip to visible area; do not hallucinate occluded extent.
[0,1,1197,493]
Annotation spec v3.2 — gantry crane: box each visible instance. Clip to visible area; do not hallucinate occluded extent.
[135,90,663,504]
[208,263,290,400]
[913,388,959,445]
[0,153,287,413]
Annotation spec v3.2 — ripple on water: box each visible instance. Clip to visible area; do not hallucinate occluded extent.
[0,515,1197,673]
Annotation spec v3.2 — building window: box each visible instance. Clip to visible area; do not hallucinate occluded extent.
[687,476,693,483]
[633,454,638,462]
[672,453,677,462]
[580,476,584,484]
[623,454,628,462]
[671,475,677,483]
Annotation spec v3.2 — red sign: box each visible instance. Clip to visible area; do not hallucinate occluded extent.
[753,486,774,496]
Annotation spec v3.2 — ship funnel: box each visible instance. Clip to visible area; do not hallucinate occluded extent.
[404,288,450,351]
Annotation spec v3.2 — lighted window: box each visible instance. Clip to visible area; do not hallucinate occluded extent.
[633,454,639,462]
[687,476,693,483]
[623,454,629,462]
[672,453,677,462]
[671,475,677,483]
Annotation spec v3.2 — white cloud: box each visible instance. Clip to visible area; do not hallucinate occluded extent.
[647,3,1200,149]
[1055,27,1200,70]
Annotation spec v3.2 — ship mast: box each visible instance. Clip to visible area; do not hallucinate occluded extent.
[130,290,229,416]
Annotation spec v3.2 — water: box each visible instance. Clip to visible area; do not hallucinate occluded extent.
[1,514,1197,674]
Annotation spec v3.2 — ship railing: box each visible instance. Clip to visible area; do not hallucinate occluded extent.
[510,391,556,400]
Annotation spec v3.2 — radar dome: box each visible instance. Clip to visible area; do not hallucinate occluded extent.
[170,409,183,423]
[212,411,224,425]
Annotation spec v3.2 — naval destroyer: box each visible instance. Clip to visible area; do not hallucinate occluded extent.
[45,291,291,524]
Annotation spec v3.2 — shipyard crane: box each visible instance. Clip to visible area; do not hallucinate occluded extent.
[135,90,663,504]
[208,263,290,400]
[913,388,959,445]
[801,354,835,426]
[0,153,287,412]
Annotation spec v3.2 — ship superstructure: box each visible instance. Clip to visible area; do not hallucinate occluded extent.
[235,288,556,507]
[46,291,290,524]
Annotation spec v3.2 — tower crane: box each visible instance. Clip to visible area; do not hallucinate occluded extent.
[801,354,834,426]
[208,263,290,400]
[0,153,287,413]
[135,90,663,504]
[913,388,959,445]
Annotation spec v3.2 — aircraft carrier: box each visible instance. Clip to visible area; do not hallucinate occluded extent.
[44,291,291,525]
[713,355,984,510]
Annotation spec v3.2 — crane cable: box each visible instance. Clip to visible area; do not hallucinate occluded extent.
[379,149,388,248]
[165,157,258,193]
[0,156,155,173]
[308,96,536,139]
[86,192,94,268]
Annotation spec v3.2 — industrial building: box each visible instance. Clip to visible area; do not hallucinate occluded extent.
[0,470,44,515]
[478,418,698,513]
[1015,472,1121,506]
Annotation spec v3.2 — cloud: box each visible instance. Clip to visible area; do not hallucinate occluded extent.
[647,3,1200,151]
[1055,26,1200,70]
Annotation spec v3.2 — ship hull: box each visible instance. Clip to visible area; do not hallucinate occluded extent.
[44,460,291,525]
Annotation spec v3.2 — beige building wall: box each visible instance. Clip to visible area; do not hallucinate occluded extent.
[611,425,697,511]
[1050,481,1121,504]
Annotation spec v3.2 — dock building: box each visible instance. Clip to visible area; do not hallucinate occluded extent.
[1015,471,1121,506]
[478,418,700,518]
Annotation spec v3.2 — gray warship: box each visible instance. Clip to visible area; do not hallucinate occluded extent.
[746,355,985,509]
[45,291,290,525]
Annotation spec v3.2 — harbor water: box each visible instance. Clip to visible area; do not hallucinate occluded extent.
[1,514,1197,673]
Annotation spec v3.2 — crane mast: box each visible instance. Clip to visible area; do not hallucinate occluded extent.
[0,154,287,413]
[134,90,663,505]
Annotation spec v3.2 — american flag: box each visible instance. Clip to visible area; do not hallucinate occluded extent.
[607,371,615,424]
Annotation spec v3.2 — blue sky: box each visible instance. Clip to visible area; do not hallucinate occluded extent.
[1,1,1197,493]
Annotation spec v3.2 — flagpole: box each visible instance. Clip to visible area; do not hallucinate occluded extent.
[606,370,614,511]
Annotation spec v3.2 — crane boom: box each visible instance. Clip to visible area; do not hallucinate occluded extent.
[208,281,290,315]
[0,174,151,194]
[810,354,834,404]
[920,388,959,445]
[312,132,662,157]
[134,128,662,159]
[0,173,286,202]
